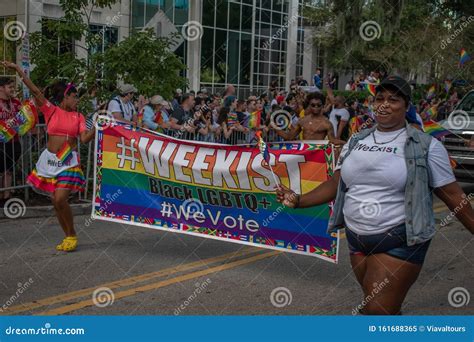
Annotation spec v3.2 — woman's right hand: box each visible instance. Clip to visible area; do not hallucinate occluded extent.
[276,184,299,208]
[1,61,19,71]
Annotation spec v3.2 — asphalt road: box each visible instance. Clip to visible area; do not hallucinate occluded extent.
[0,185,473,316]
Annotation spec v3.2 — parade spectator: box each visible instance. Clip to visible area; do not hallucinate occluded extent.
[0,77,22,205]
[313,69,322,89]
[143,95,169,132]
[170,93,195,133]
[107,84,138,124]
[273,92,344,145]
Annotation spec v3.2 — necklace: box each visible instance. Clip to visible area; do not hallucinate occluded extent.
[372,128,406,145]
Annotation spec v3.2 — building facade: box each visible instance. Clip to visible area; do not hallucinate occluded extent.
[1,0,320,96]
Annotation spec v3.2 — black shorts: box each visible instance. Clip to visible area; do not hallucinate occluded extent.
[0,141,22,173]
[346,223,432,265]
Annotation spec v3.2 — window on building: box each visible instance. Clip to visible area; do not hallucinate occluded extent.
[89,24,118,55]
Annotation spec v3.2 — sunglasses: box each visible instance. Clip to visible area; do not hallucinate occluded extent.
[310,103,323,108]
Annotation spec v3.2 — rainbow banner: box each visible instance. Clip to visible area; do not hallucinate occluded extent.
[92,122,339,263]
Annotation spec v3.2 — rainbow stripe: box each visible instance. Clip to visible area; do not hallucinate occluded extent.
[426,85,436,99]
[248,110,261,129]
[92,122,338,262]
[16,100,38,136]
[0,121,17,143]
[364,83,376,96]
[424,106,438,120]
[56,141,73,164]
[459,48,471,67]
[423,119,451,139]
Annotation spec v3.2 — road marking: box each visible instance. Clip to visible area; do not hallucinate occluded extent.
[3,247,261,315]
[38,250,280,315]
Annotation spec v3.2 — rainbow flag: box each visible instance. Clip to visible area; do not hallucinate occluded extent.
[423,119,451,139]
[444,80,452,93]
[424,106,438,120]
[426,85,436,99]
[255,131,270,163]
[56,141,73,164]
[227,112,238,126]
[459,48,471,67]
[248,110,261,129]
[363,83,376,96]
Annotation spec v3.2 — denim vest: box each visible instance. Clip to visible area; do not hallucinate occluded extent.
[328,122,435,246]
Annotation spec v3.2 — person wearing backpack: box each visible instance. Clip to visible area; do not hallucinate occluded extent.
[107,84,137,124]
[276,76,474,315]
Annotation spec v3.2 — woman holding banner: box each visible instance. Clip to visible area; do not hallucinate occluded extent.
[2,61,95,252]
[277,75,474,315]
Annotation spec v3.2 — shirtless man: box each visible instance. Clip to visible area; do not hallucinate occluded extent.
[272,92,345,145]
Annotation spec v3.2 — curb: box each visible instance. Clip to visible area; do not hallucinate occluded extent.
[0,203,92,220]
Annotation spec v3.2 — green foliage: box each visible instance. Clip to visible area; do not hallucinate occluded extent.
[302,0,473,82]
[27,0,187,113]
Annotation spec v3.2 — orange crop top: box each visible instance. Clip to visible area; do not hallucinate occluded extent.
[40,100,86,137]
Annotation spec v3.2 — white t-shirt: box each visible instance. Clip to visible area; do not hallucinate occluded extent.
[329,107,350,136]
[335,128,455,235]
[107,97,136,121]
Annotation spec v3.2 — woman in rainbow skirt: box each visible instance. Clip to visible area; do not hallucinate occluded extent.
[2,61,95,252]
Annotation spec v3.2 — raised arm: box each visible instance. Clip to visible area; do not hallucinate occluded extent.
[276,170,340,208]
[1,61,46,107]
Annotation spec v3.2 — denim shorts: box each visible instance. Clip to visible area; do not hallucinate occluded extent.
[345,223,431,265]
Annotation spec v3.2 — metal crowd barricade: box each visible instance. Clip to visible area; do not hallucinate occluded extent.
[1,125,286,204]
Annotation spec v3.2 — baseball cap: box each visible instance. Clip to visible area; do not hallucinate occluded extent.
[118,84,137,95]
[150,95,166,105]
[376,76,412,100]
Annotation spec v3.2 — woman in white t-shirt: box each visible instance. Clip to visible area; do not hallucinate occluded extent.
[276,76,474,315]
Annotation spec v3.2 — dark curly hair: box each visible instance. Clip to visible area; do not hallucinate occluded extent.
[304,92,326,109]
[45,80,77,105]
